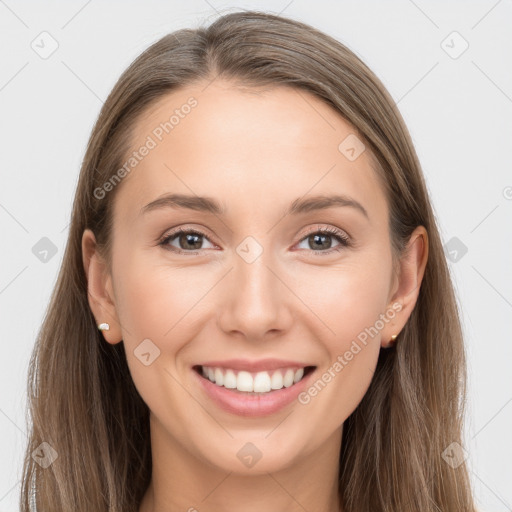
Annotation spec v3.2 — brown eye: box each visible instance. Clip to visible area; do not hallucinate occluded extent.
[160,229,216,253]
[296,227,351,254]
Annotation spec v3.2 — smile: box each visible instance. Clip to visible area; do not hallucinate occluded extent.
[192,361,317,417]
[195,365,315,393]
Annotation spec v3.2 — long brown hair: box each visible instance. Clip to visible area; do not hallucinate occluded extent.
[20,10,476,511]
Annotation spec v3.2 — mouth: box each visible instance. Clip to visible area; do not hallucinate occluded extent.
[192,361,317,417]
[192,364,316,394]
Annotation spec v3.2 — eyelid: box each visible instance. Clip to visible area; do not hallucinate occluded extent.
[158,224,218,242]
[300,224,351,241]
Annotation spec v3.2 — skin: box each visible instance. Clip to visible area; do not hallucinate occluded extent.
[82,80,428,512]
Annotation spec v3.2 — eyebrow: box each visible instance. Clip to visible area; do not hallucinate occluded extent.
[140,193,369,219]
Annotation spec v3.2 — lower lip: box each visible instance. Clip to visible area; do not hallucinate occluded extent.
[193,367,315,417]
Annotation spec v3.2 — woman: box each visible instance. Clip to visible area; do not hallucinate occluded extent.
[20,10,476,512]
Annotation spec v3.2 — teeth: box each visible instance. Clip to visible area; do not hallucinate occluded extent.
[199,365,309,393]
[224,369,237,389]
[253,371,271,392]
[283,369,294,387]
[293,367,304,383]
[270,371,283,390]
[237,371,253,392]
[214,368,224,386]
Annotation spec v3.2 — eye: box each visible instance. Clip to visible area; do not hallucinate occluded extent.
[158,225,351,256]
[295,226,351,254]
[159,229,217,254]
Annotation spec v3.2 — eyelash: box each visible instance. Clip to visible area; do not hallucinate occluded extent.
[158,225,351,256]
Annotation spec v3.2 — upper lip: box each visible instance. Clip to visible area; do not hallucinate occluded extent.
[195,358,315,372]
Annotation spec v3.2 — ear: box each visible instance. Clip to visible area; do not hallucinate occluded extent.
[381,225,429,348]
[82,228,122,345]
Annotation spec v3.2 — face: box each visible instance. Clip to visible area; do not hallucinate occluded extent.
[85,80,412,475]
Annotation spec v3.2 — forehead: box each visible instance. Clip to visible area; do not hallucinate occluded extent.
[113,80,387,224]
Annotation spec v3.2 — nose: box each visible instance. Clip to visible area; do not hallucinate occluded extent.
[217,250,294,341]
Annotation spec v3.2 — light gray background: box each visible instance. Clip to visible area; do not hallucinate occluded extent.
[1,1,511,510]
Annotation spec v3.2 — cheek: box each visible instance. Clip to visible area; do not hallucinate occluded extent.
[294,268,386,429]
[113,247,216,345]
[111,254,211,427]
[301,341,381,435]
[292,251,391,420]
[295,252,393,345]
[111,251,223,411]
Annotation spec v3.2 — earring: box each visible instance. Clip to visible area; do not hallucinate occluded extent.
[98,322,110,331]
[390,334,398,343]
